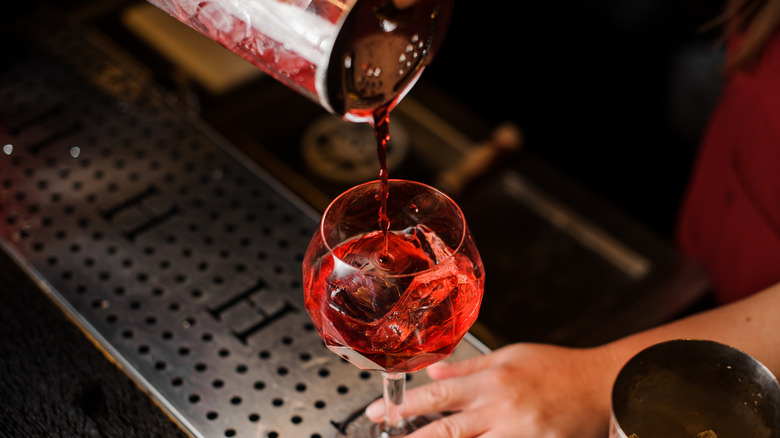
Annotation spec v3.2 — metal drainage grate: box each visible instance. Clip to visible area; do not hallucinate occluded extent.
[0,12,484,438]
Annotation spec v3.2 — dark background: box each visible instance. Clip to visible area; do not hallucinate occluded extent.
[421,0,726,239]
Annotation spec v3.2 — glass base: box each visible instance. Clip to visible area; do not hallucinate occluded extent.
[336,412,444,438]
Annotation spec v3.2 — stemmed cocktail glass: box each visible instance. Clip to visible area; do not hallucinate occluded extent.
[303,179,484,437]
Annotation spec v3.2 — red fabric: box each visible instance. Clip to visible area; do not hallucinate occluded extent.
[676,29,780,304]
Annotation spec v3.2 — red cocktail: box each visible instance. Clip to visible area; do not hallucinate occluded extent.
[303,179,484,437]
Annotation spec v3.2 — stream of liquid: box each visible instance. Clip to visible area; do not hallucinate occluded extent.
[372,105,392,259]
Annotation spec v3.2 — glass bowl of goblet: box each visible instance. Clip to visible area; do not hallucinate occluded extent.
[303,179,485,437]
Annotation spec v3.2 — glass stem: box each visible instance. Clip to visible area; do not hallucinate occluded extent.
[381,372,407,437]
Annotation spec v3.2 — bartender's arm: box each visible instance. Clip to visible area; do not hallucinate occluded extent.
[365,282,780,438]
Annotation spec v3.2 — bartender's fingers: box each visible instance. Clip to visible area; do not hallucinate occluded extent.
[406,407,492,438]
[365,372,479,422]
[400,369,493,420]
[365,355,495,421]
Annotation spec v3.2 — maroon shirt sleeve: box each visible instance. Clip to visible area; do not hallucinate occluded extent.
[676,30,780,304]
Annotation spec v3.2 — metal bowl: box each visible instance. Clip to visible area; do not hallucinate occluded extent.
[610,339,780,438]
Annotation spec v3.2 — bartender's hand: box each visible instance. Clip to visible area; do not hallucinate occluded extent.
[365,343,619,438]
[366,284,780,437]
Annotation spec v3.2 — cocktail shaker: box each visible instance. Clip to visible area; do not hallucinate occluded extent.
[148,0,452,123]
[610,339,780,438]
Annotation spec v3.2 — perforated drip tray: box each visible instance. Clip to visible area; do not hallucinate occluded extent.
[0,12,484,438]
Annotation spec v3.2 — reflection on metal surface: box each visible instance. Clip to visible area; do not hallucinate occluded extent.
[301,114,409,184]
